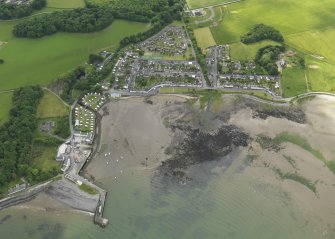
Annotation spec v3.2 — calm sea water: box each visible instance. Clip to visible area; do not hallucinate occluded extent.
[0,154,328,239]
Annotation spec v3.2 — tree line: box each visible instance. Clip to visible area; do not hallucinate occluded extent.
[240,24,284,44]
[0,86,48,189]
[0,0,46,20]
[13,6,114,38]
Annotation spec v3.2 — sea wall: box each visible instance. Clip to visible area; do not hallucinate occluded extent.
[0,181,52,210]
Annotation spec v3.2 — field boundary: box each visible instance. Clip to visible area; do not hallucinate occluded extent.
[186,0,242,11]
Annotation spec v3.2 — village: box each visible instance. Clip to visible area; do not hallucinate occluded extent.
[206,45,282,95]
[0,0,29,5]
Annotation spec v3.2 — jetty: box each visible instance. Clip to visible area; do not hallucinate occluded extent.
[94,191,109,227]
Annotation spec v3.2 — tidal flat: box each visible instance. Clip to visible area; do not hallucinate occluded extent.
[0,94,334,239]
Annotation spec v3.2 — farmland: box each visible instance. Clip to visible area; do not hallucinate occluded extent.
[186,0,231,9]
[205,0,335,96]
[0,20,150,91]
[211,0,335,44]
[306,57,335,93]
[286,28,335,65]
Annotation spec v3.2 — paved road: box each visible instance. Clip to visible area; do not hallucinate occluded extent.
[194,7,215,24]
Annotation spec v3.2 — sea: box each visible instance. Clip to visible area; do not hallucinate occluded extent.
[0,153,329,239]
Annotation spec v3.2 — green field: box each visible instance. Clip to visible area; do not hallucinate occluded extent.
[0,20,150,91]
[306,57,335,93]
[186,0,230,9]
[281,67,307,97]
[230,40,280,60]
[286,28,335,65]
[0,92,13,125]
[32,145,61,172]
[207,0,335,96]
[46,0,85,8]
[194,27,216,50]
[211,0,335,44]
[37,90,70,118]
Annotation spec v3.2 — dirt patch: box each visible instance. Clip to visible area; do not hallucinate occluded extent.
[308,65,319,69]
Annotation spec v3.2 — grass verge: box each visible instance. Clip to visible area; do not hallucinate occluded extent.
[79,183,97,195]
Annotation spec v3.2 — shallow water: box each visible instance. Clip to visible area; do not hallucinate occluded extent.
[1,96,334,239]
[0,153,331,239]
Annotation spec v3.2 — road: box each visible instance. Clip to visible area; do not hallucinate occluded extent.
[194,7,215,24]
[182,19,207,87]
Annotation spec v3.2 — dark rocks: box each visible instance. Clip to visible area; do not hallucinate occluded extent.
[158,125,250,182]
[252,107,306,124]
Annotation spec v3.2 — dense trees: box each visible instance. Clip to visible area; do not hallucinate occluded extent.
[241,24,284,44]
[0,59,4,64]
[255,45,285,75]
[13,6,114,38]
[0,0,46,20]
[0,4,33,20]
[31,0,46,10]
[0,86,43,186]
[13,0,184,39]
[88,54,104,64]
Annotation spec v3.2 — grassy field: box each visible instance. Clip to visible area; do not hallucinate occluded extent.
[194,27,216,51]
[37,90,70,118]
[32,145,61,172]
[186,0,231,9]
[306,57,335,93]
[46,0,85,8]
[230,40,280,60]
[0,20,150,91]
[211,0,335,44]
[281,67,307,97]
[286,28,335,65]
[0,92,13,125]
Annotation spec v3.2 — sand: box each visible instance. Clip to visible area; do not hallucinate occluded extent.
[15,94,334,235]
[229,95,335,228]
[85,96,187,182]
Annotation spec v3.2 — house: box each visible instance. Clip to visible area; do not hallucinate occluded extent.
[56,143,67,161]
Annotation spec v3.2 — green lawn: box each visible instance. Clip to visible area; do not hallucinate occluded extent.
[37,90,70,118]
[186,0,231,9]
[0,92,13,125]
[230,40,280,61]
[0,20,150,91]
[281,67,307,97]
[46,0,85,8]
